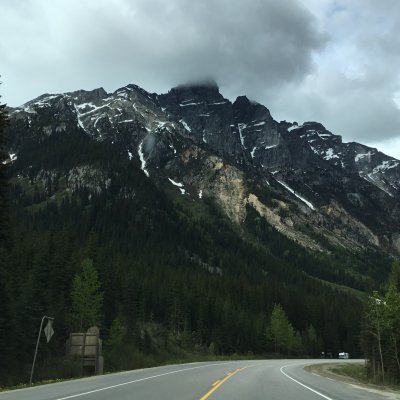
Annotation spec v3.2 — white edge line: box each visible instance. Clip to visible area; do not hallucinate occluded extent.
[55,363,231,400]
[280,366,334,400]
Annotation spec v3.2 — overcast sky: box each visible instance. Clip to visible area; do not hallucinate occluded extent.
[1,0,400,158]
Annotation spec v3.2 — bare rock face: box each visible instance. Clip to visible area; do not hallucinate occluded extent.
[6,81,400,256]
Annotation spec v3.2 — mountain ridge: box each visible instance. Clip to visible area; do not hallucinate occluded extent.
[6,82,400,256]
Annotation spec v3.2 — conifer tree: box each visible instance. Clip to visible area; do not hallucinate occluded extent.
[70,258,103,331]
[303,324,322,357]
[268,304,298,355]
[364,291,388,382]
[105,317,127,370]
[361,262,400,383]
[0,85,8,242]
[0,83,12,384]
[384,282,400,376]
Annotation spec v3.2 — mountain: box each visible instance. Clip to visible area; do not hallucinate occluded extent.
[7,82,400,255]
[1,81,398,384]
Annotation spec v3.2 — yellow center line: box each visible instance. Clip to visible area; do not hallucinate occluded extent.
[198,366,250,400]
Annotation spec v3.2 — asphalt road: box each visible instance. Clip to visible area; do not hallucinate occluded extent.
[1,359,397,400]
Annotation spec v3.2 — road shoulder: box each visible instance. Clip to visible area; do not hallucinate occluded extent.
[305,362,400,399]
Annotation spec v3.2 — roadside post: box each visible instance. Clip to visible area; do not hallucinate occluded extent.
[29,316,54,385]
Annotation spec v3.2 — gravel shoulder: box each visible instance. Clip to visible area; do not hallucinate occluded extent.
[305,362,400,400]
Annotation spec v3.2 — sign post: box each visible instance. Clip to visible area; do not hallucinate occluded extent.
[29,316,54,385]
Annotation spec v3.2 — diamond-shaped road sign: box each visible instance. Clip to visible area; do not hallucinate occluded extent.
[44,319,54,343]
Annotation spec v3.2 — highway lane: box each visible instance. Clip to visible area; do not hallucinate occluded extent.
[0,359,397,400]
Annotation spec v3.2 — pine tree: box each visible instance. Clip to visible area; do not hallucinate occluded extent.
[105,317,127,370]
[0,83,13,384]
[303,324,322,357]
[388,261,400,289]
[384,282,400,377]
[364,291,388,382]
[70,258,103,331]
[268,304,298,355]
[0,85,8,242]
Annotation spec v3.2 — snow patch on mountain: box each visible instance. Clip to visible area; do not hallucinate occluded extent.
[373,160,399,173]
[180,119,191,132]
[74,105,89,133]
[238,123,247,148]
[179,102,202,107]
[209,101,229,105]
[168,144,177,154]
[324,148,340,160]
[317,133,332,139]
[355,151,374,162]
[275,179,315,210]
[138,141,149,177]
[2,153,17,165]
[168,178,185,194]
[288,124,302,132]
[362,174,394,197]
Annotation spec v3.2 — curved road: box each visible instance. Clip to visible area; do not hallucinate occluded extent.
[0,359,396,400]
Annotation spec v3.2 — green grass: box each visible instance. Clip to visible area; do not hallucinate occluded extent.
[330,363,400,391]
[330,363,367,382]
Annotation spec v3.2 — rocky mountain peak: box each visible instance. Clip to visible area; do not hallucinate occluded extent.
[233,95,272,123]
[68,87,108,103]
[233,95,251,106]
[302,121,327,131]
[166,80,224,104]
[113,84,157,103]
[5,81,400,257]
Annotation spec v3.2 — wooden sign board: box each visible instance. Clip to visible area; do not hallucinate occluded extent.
[69,333,98,357]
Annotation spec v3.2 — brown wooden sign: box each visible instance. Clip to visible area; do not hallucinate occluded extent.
[69,333,98,357]
[66,327,103,374]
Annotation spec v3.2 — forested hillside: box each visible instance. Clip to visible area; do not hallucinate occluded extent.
[0,121,391,386]
[0,82,398,386]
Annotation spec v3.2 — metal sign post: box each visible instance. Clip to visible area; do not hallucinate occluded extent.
[29,316,54,385]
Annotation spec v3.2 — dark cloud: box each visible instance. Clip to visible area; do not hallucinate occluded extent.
[0,0,326,105]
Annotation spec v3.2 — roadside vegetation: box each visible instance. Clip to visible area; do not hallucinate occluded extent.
[329,363,367,382]
[361,261,400,385]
